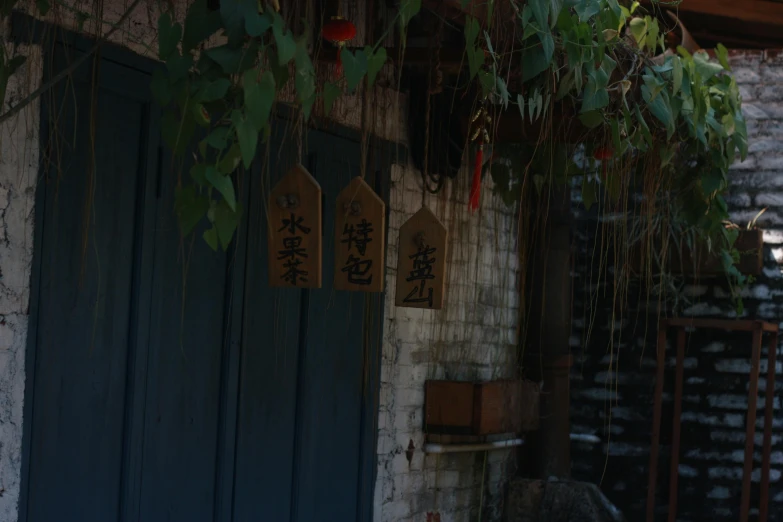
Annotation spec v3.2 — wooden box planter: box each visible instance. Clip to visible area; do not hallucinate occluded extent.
[424,379,540,436]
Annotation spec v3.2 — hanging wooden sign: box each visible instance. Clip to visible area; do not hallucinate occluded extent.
[395,206,447,309]
[334,177,386,292]
[267,164,322,288]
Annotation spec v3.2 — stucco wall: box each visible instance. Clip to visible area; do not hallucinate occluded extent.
[374,164,519,522]
[0,37,40,521]
[569,49,783,521]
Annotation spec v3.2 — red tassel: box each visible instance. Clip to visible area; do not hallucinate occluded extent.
[469,144,483,212]
[336,49,343,76]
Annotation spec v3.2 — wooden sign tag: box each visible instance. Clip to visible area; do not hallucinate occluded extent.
[267,164,322,288]
[395,206,447,309]
[334,177,386,292]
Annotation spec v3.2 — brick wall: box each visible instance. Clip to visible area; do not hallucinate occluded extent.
[570,50,783,521]
[373,164,521,522]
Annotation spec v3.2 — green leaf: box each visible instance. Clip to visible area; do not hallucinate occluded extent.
[273,11,297,65]
[672,57,683,96]
[478,70,494,97]
[218,143,242,173]
[579,110,604,128]
[574,0,600,22]
[693,51,724,82]
[628,17,647,47]
[701,170,724,194]
[175,185,210,237]
[205,165,238,211]
[521,44,550,82]
[645,18,659,53]
[244,69,275,131]
[166,51,193,82]
[517,93,525,117]
[190,163,208,186]
[555,68,575,100]
[721,113,736,136]
[183,0,222,52]
[214,199,241,250]
[716,43,731,71]
[206,127,230,151]
[529,0,550,30]
[549,0,564,26]
[203,226,219,251]
[366,46,387,87]
[341,48,368,92]
[200,78,231,102]
[399,0,422,33]
[158,13,182,61]
[467,46,486,80]
[233,110,258,169]
[323,81,341,116]
[220,0,257,43]
[634,105,652,146]
[496,76,510,109]
[245,10,272,37]
[268,49,290,88]
[465,16,481,46]
[36,0,50,15]
[642,84,674,138]
[581,68,610,112]
[150,67,171,106]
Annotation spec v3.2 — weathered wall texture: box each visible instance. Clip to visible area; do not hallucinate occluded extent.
[374,164,520,522]
[0,39,40,522]
[570,50,783,521]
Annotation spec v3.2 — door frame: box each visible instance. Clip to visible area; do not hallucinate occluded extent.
[12,11,402,522]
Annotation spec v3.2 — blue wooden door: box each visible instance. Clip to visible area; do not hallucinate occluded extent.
[19,22,385,522]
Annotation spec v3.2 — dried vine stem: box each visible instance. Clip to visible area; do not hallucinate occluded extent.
[0,0,144,125]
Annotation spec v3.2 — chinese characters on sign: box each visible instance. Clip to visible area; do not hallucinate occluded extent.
[340,219,374,285]
[268,165,322,288]
[395,207,447,309]
[334,177,386,292]
[402,236,437,307]
[278,212,311,285]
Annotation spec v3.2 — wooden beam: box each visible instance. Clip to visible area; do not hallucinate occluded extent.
[654,0,783,27]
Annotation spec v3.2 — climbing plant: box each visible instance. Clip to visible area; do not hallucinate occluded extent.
[148,0,415,251]
[476,0,749,308]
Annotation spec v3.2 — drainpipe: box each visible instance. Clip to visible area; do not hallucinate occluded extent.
[521,183,573,480]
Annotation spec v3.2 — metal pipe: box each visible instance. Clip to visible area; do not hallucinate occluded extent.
[424,439,525,454]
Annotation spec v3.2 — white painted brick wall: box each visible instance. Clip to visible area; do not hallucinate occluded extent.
[374,164,520,522]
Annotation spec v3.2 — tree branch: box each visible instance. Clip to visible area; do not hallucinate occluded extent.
[0,0,146,126]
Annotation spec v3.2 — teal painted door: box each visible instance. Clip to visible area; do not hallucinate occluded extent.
[20,27,385,522]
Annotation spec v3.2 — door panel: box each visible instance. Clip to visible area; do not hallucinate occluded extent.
[292,135,369,522]
[26,48,149,522]
[136,147,229,522]
[23,33,383,522]
[232,136,303,522]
